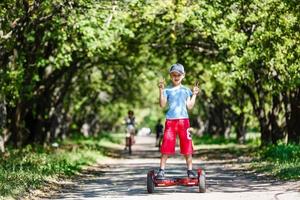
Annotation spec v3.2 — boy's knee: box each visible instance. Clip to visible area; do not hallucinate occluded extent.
[161,154,169,159]
[184,154,192,158]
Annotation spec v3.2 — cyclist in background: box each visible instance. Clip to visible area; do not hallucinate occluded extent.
[124,110,136,153]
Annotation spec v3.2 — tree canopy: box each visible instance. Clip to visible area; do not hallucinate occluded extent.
[0,0,299,150]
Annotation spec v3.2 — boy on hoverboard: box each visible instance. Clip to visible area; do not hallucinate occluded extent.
[157,63,199,179]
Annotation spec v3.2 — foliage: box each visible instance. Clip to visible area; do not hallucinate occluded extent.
[193,132,260,146]
[253,144,300,180]
[0,132,121,198]
[0,0,299,150]
[193,134,237,145]
[261,144,300,162]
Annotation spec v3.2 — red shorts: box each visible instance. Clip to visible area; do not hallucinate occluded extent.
[160,119,193,155]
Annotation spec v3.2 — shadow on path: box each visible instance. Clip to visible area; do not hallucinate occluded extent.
[42,134,300,200]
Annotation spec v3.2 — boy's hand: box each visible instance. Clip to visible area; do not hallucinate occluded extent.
[158,78,165,90]
[193,80,199,95]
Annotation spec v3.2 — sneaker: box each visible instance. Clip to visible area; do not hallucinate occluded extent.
[187,170,196,178]
[156,169,165,180]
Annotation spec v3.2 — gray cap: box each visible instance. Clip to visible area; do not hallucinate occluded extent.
[169,63,185,74]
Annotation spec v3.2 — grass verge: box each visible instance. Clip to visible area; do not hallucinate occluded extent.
[193,134,300,180]
[192,133,259,160]
[253,144,300,180]
[0,132,123,199]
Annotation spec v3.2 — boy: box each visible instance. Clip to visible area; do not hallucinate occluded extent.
[157,63,199,179]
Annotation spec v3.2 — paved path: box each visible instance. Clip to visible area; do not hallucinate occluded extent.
[40,134,299,200]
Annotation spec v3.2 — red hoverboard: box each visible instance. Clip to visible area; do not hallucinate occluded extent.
[147,168,206,193]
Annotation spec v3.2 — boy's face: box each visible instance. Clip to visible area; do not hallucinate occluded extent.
[170,71,185,86]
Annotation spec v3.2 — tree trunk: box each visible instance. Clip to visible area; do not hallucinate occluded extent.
[0,97,7,152]
[236,114,247,144]
[206,93,228,137]
[10,102,24,147]
[285,88,300,144]
[258,114,272,146]
[242,83,272,146]
[49,111,60,143]
[268,94,284,145]
[195,116,207,136]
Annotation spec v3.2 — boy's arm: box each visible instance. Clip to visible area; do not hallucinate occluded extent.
[158,79,167,108]
[187,94,197,110]
[159,88,167,108]
[187,83,199,110]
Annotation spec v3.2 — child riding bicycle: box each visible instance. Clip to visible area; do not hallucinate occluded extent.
[124,110,136,152]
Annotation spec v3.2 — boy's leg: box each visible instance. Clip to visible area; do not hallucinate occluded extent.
[160,119,176,154]
[160,154,168,169]
[157,119,176,179]
[185,154,196,178]
[157,154,168,179]
[184,154,193,170]
[178,119,196,177]
[177,119,193,155]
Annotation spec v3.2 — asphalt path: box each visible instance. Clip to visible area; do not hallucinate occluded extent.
[38,134,300,200]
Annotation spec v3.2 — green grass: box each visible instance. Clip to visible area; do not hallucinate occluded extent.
[0,132,122,199]
[192,133,260,160]
[193,134,237,145]
[193,132,260,146]
[193,134,300,180]
[253,144,300,180]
